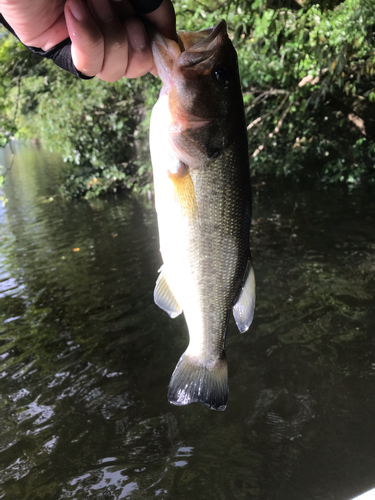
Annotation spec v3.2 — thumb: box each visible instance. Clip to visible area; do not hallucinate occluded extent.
[144,0,177,42]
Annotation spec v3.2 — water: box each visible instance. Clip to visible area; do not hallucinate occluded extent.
[0,145,375,500]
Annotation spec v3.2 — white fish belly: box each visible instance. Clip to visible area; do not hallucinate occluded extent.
[150,95,196,305]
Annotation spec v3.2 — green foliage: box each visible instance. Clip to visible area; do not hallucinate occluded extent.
[234,0,375,182]
[0,26,159,197]
[0,30,34,146]
[15,62,159,197]
[1,0,375,197]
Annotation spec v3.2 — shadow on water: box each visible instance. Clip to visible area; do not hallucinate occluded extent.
[0,144,375,500]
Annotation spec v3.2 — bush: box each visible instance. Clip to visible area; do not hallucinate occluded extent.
[1,0,375,196]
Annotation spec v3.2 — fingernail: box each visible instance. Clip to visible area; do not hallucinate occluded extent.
[91,0,114,22]
[126,22,147,52]
[68,0,89,21]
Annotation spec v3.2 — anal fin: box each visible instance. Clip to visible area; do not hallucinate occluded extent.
[233,261,256,333]
[154,266,182,318]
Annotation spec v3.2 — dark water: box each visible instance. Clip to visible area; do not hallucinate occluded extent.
[0,145,375,500]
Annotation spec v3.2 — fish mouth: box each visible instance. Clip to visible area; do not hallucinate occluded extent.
[151,20,228,87]
[178,20,227,53]
[176,20,228,72]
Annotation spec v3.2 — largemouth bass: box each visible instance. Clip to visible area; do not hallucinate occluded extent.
[150,20,255,411]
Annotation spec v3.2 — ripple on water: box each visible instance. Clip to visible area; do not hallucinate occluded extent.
[1,150,375,500]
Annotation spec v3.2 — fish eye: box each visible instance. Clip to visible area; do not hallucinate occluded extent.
[213,65,232,86]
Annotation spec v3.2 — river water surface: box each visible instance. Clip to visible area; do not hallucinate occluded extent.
[0,145,375,500]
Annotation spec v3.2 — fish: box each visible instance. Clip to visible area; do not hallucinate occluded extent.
[149,20,255,411]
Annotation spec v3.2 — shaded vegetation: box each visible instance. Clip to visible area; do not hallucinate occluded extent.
[1,0,375,197]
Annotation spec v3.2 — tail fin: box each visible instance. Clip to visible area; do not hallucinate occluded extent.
[167,351,228,411]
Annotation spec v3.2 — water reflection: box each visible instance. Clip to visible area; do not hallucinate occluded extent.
[0,146,375,499]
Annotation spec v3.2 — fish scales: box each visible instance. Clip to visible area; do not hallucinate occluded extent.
[150,20,256,411]
[187,139,251,353]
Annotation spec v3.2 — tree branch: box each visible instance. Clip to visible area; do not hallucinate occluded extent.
[247,94,289,131]
[251,99,293,158]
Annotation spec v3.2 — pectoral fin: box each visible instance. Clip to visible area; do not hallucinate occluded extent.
[233,261,256,333]
[154,267,182,318]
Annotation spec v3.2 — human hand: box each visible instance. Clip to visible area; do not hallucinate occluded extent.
[0,0,176,80]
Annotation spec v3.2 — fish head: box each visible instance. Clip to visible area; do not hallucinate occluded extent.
[152,20,244,168]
